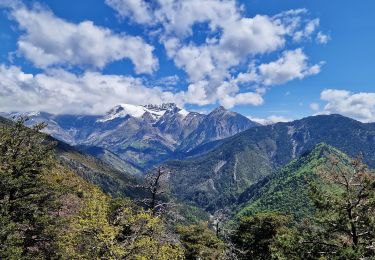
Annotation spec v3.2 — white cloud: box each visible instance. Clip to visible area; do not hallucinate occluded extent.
[0,1,326,113]
[220,92,264,108]
[107,1,324,108]
[105,0,154,24]
[237,48,323,86]
[218,15,286,58]
[153,75,180,87]
[316,31,330,44]
[162,12,323,108]
[0,63,262,113]
[9,4,158,74]
[319,89,375,122]
[258,49,322,86]
[164,13,288,84]
[248,115,291,125]
[215,81,264,108]
[147,0,240,37]
[0,64,176,114]
[293,18,319,42]
[310,102,320,111]
[0,0,22,8]
[172,44,216,82]
[178,81,212,106]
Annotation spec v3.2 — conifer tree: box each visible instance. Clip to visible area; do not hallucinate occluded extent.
[231,213,292,260]
[0,119,58,258]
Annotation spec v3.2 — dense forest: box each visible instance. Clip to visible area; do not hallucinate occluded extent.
[1,119,375,259]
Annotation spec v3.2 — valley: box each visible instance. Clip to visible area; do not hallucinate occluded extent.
[2,109,375,259]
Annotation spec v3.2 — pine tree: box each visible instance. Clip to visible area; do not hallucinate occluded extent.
[231,213,292,260]
[176,223,224,259]
[0,119,58,258]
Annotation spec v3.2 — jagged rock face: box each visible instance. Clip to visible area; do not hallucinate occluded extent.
[155,109,206,141]
[178,106,260,152]
[2,104,258,172]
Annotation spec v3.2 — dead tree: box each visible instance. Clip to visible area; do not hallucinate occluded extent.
[141,166,172,216]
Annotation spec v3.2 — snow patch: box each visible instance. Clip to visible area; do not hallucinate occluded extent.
[178,108,189,118]
[98,104,162,122]
[98,103,190,122]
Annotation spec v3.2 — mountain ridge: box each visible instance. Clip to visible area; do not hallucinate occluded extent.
[164,114,375,212]
[1,103,259,173]
[236,143,350,219]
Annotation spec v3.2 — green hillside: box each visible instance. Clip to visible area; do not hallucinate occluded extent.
[236,143,350,219]
[165,114,375,212]
[0,118,187,258]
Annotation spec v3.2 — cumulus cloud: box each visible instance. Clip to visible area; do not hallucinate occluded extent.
[0,63,261,113]
[108,0,239,37]
[258,49,322,85]
[0,0,326,113]
[215,81,264,108]
[163,13,287,84]
[162,11,322,108]
[178,81,212,106]
[107,0,325,108]
[293,18,319,42]
[105,0,154,24]
[236,48,323,86]
[248,115,292,125]
[316,31,330,44]
[220,92,264,108]
[8,4,158,73]
[172,80,264,109]
[319,89,375,122]
[0,64,175,114]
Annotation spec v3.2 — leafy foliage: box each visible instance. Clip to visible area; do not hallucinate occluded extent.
[232,145,375,259]
[176,223,224,259]
[231,213,296,260]
[303,154,375,258]
[0,119,184,259]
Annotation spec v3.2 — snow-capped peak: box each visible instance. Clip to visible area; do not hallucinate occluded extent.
[5,111,41,118]
[178,108,189,117]
[98,103,189,122]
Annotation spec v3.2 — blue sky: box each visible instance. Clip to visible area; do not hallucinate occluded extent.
[0,0,375,123]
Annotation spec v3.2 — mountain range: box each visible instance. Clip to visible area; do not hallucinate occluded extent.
[1,103,259,173]
[3,108,375,216]
[165,114,375,211]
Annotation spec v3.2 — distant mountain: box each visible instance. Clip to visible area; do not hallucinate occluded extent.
[178,106,259,152]
[236,143,351,219]
[164,114,375,212]
[1,103,259,173]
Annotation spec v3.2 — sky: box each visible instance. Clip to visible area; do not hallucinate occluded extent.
[0,0,375,123]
